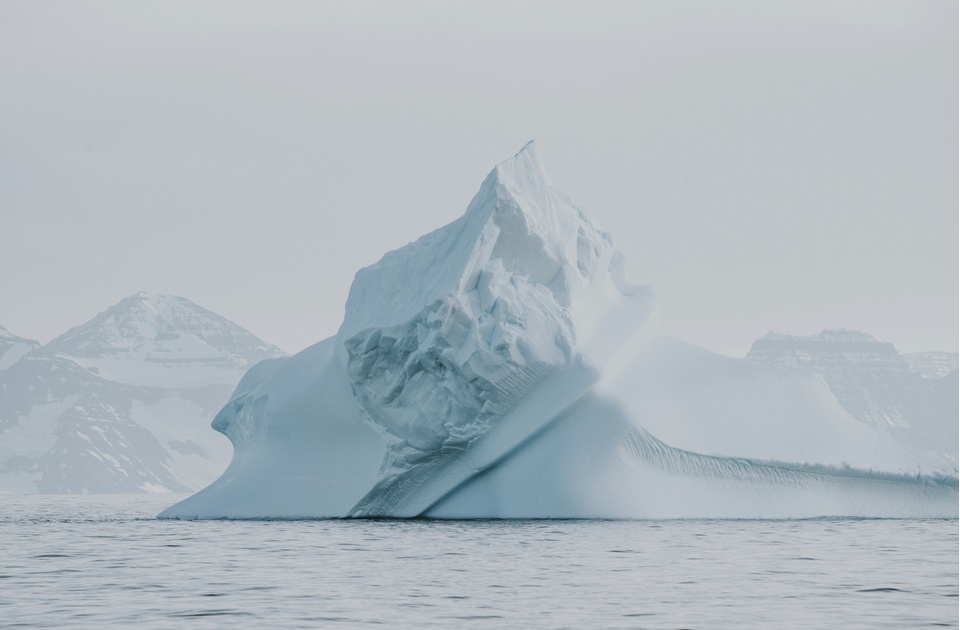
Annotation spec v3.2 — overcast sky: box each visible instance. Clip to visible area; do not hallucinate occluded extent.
[1,1,956,356]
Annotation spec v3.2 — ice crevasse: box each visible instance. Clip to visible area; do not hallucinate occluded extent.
[160,142,958,519]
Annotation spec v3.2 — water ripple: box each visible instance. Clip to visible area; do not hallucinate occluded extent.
[0,494,956,629]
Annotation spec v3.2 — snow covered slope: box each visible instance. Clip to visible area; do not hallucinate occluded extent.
[46,292,280,388]
[160,143,957,520]
[0,326,38,371]
[0,294,284,494]
[745,329,958,465]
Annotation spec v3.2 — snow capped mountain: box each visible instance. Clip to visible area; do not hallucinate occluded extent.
[161,143,957,521]
[0,294,284,494]
[745,329,957,463]
[46,292,283,388]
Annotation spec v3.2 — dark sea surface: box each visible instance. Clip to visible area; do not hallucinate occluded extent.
[1,494,956,629]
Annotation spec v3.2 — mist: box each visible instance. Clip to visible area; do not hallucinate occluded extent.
[1,0,955,356]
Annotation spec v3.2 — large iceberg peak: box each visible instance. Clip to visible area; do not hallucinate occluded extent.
[479,139,556,228]
[340,141,630,341]
[336,142,658,479]
[473,140,616,306]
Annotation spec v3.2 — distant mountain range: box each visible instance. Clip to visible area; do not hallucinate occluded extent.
[0,293,284,494]
[2,295,954,495]
[746,329,957,462]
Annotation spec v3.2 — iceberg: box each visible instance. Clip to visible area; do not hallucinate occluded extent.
[160,143,957,519]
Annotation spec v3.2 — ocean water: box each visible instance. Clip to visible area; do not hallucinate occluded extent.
[1,495,956,629]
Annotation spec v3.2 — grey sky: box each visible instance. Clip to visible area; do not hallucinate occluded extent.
[1,1,956,356]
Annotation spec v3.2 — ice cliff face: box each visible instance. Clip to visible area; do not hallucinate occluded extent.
[160,143,957,520]
[339,143,654,476]
[0,294,284,494]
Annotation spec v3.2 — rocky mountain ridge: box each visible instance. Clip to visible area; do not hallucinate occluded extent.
[0,294,284,494]
[745,328,957,463]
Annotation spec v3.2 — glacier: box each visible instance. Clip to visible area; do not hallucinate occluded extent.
[160,142,958,519]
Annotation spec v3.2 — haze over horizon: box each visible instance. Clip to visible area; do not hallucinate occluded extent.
[2,1,956,357]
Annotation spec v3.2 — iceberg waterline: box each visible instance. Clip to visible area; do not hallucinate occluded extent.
[160,143,958,519]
